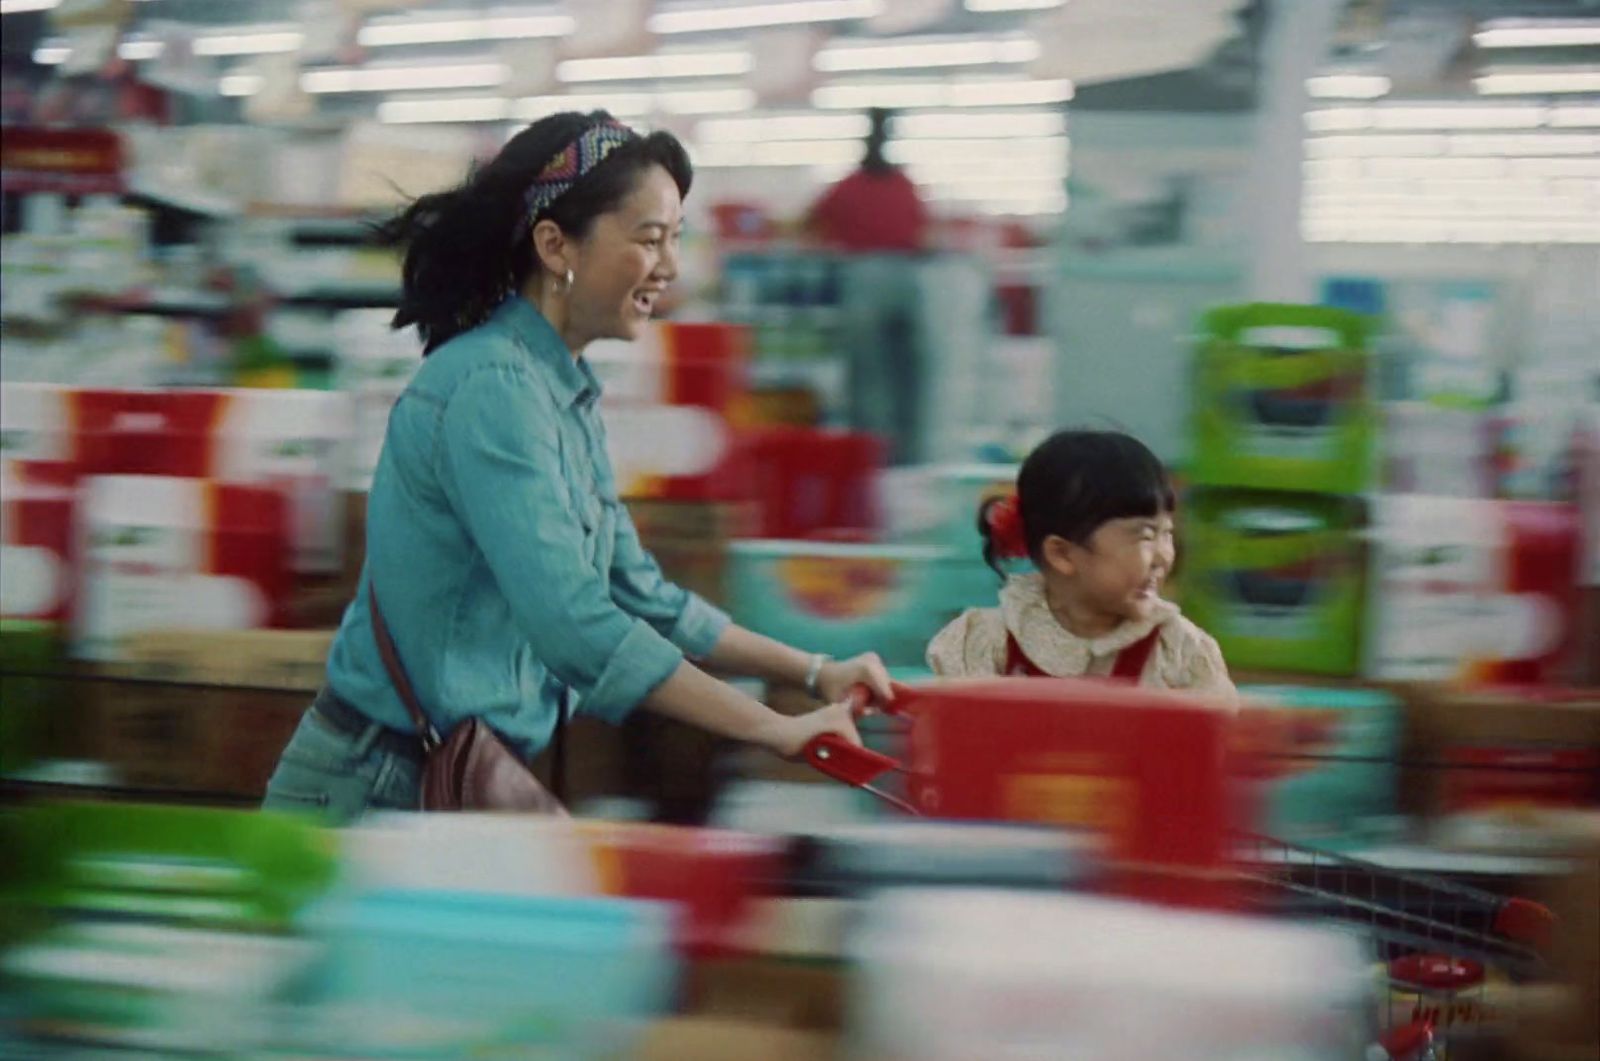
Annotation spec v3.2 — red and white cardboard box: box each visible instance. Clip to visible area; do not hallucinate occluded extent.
[586,321,750,502]
[0,383,349,573]
[75,475,290,661]
[0,459,76,624]
[1366,495,1583,685]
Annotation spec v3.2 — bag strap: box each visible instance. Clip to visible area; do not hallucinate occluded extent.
[367,585,570,800]
[368,588,442,752]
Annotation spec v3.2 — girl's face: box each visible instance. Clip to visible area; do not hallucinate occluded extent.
[1046,512,1176,628]
[566,164,683,344]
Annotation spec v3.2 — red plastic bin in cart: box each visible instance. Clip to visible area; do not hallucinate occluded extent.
[805,677,1243,908]
[743,427,883,540]
[584,823,785,959]
[807,679,1558,1060]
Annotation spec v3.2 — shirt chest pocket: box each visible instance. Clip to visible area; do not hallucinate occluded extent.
[565,459,610,572]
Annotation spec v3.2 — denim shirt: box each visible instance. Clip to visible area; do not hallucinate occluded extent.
[325,296,730,759]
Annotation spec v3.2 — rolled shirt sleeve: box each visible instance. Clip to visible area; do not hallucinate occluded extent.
[439,364,682,725]
[607,501,730,660]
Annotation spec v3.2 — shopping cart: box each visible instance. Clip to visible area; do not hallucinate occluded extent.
[802,679,1556,1061]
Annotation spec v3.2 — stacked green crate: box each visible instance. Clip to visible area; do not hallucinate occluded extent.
[1182,304,1376,675]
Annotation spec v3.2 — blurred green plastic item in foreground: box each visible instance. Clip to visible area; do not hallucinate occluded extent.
[0,802,338,943]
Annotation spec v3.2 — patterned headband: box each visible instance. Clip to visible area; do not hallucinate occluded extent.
[523,120,640,219]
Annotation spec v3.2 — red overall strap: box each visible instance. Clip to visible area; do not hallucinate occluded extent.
[1004,635,1048,676]
[1004,626,1163,682]
[1110,627,1162,682]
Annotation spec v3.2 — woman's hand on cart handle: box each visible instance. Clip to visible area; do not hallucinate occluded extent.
[757,700,864,760]
[815,652,894,707]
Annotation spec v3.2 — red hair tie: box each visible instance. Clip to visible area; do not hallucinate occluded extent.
[985,495,1028,558]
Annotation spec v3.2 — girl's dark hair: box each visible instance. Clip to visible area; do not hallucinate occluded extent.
[377,111,692,354]
[978,430,1177,577]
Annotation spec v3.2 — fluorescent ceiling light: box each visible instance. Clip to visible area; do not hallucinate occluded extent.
[698,108,1066,143]
[2,0,60,13]
[696,133,1066,168]
[1474,20,1600,48]
[1475,69,1600,95]
[659,87,757,113]
[697,114,869,142]
[557,51,752,83]
[219,74,265,97]
[302,62,508,94]
[359,11,573,48]
[1307,102,1600,132]
[518,93,653,118]
[379,97,511,123]
[651,0,880,35]
[815,36,1039,73]
[32,42,69,64]
[1446,132,1600,156]
[896,110,1065,138]
[118,38,165,61]
[1306,74,1391,99]
[193,28,303,57]
[514,87,755,121]
[890,136,1066,164]
[1550,105,1600,128]
[965,0,1064,10]
[813,77,1072,109]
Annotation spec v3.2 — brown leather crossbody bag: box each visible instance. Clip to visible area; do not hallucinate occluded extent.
[369,590,567,815]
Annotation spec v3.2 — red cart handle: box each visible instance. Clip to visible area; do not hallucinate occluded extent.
[801,682,908,788]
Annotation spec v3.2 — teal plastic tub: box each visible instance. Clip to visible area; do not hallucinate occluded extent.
[304,889,676,1059]
[728,540,993,669]
[1242,685,1401,849]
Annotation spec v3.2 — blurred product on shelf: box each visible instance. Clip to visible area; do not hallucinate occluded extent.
[1239,684,1402,849]
[847,888,1373,1060]
[75,475,290,661]
[1383,401,1498,499]
[0,383,349,574]
[1385,278,1503,409]
[1181,490,1366,677]
[0,459,76,626]
[588,320,752,502]
[727,540,970,669]
[1192,303,1377,496]
[1366,496,1583,685]
[742,426,882,540]
[1405,686,1600,854]
[332,308,420,492]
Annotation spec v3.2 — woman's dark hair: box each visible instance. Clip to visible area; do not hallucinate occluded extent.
[978,430,1177,577]
[378,111,692,353]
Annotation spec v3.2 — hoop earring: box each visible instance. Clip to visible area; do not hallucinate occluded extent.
[563,268,574,293]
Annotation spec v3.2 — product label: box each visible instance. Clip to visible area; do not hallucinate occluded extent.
[777,554,902,620]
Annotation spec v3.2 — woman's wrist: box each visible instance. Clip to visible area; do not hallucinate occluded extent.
[803,653,831,698]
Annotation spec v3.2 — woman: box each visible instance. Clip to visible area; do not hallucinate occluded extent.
[264,112,887,823]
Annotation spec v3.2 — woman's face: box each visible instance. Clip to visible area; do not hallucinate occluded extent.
[567,164,683,345]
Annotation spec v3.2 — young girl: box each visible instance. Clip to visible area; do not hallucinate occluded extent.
[927,430,1235,699]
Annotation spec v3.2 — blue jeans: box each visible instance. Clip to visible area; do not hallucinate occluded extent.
[262,691,422,825]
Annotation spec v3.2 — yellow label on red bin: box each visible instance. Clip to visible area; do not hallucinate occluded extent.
[1002,773,1134,834]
